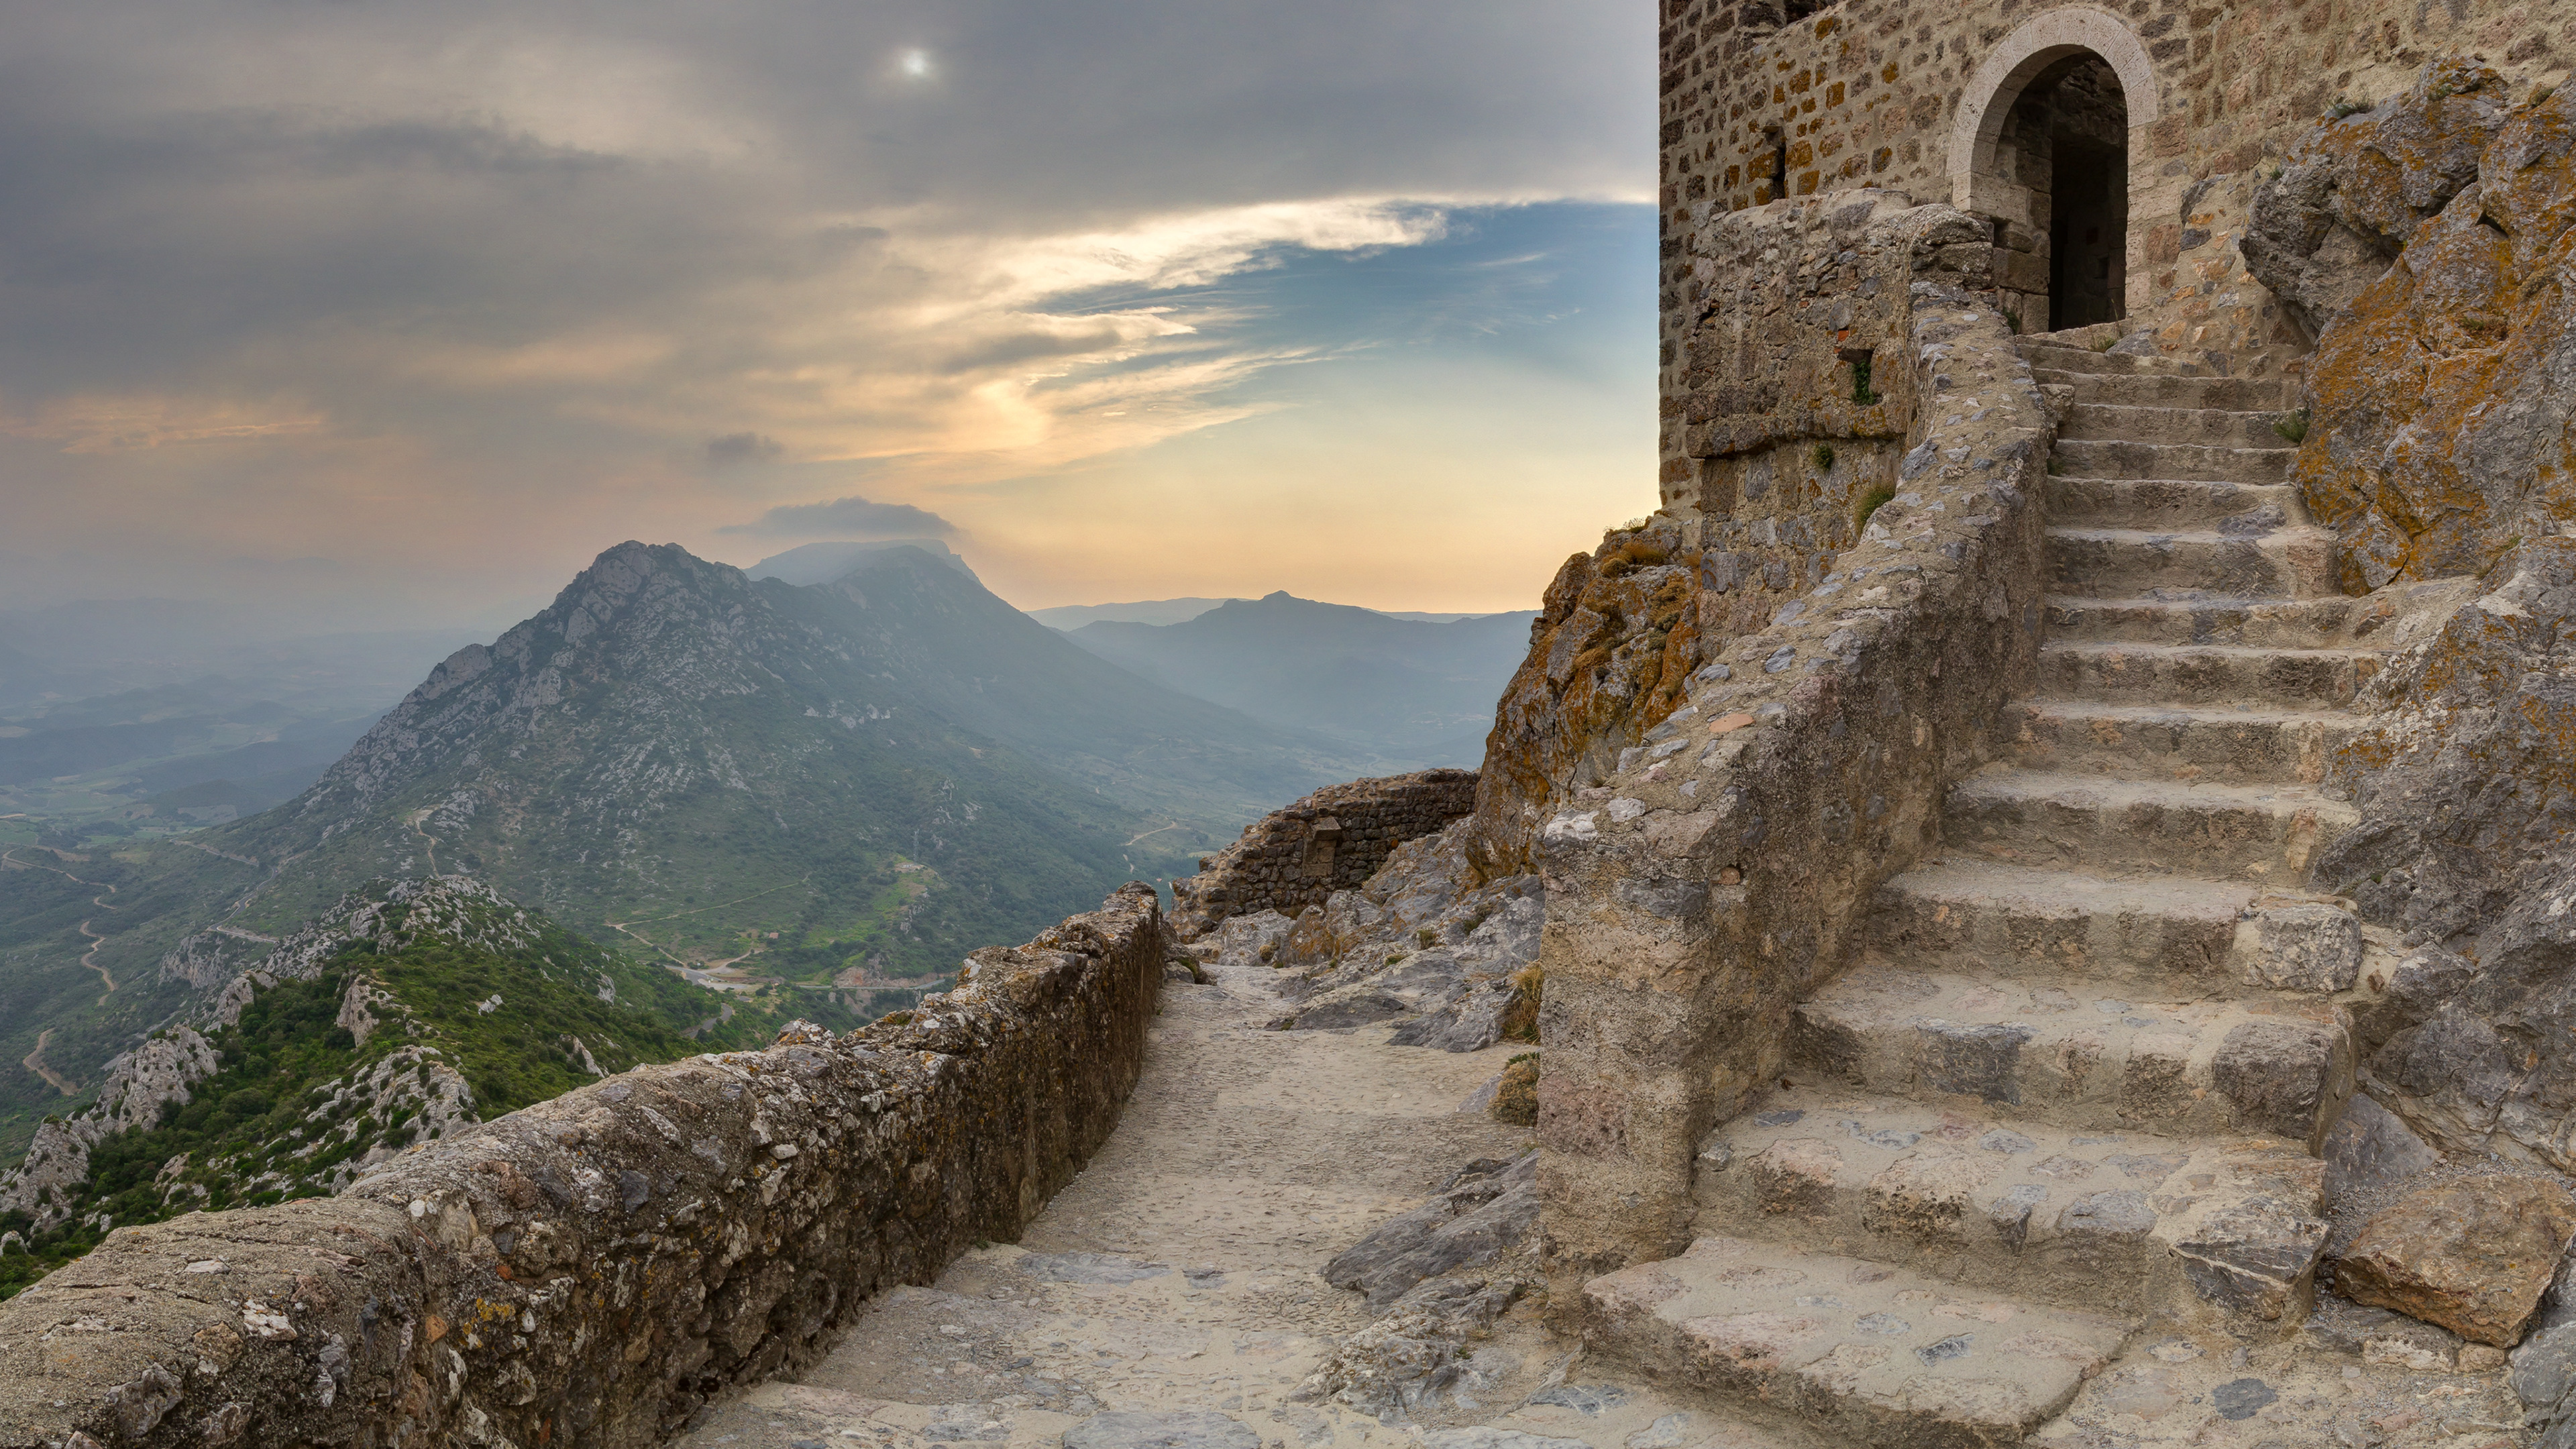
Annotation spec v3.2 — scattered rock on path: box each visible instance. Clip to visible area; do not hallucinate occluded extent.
[1063,1410,1258,1449]
[2334,1173,2576,1345]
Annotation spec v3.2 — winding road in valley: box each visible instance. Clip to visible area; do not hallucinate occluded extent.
[3,846,123,1004]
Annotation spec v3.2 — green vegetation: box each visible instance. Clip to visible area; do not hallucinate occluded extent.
[1855,484,1898,531]
[1811,443,1837,472]
[2274,408,2311,444]
[0,886,769,1301]
[1849,357,1877,406]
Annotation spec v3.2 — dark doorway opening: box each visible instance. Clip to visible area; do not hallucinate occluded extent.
[1992,53,2128,332]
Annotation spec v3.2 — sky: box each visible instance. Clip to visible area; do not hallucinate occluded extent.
[0,0,1658,634]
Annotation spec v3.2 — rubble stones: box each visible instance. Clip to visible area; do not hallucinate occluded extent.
[1322,1152,1540,1309]
[2334,1173,2576,1345]
[1167,771,1477,938]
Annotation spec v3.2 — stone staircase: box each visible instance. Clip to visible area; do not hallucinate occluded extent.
[1580,333,2396,1446]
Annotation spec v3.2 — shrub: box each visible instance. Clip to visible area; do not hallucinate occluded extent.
[1500,965,1544,1044]
[2274,408,2310,444]
[1811,443,1837,472]
[1492,1053,1540,1126]
[1855,484,1896,530]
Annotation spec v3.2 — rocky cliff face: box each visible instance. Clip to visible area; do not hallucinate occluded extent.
[1468,525,1709,879]
[2247,61,2576,593]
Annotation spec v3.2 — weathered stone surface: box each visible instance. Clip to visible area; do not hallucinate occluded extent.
[1322,1152,1538,1310]
[1063,1410,1258,1449]
[2240,59,2510,339]
[2248,66,2576,594]
[2211,1019,2344,1144]
[2241,902,2365,993]
[0,885,1167,1449]
[2310,541,2576,1167]
[2334,1173,2576,1344]
[2324,1092,2445,1206]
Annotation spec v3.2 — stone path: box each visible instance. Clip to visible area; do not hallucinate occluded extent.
[675,953,1820,1449]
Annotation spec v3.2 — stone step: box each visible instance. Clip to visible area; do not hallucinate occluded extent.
[2048,526,2337,599]
[2043,476,2298,530]
[2050,439,2292,484]
[1942,769,2359,881]
[1579,1234,2133,1448]
[2059,403,2288,448]
[2035,641,2381,708]
[2029,368,2301,412]
[1788,965,2352,1148]
[1691,1087,2328,1326]
[1871,859,2255,989]
[2017,339,2192,376]
[2000,698,2361,786]
[2040,594,2402,649]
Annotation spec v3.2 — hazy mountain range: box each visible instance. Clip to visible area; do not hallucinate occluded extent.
[1062,592,1538,762]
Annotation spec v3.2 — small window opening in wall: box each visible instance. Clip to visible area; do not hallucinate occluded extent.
[1784,0,1830,19]
[1839,347,1876,405]
[1764,130,1788,203]
[1988,216,2010,247]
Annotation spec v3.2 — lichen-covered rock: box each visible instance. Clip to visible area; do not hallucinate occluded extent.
[2241,59,2510,339]
[2249,66,2576,593]
[2334,1173,2576,1345]
[1468,531,1709,879]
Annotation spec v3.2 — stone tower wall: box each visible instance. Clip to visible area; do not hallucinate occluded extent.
[1656,0,2572,509]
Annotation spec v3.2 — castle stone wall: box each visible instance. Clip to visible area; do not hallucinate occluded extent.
[1538,207,2054,1276]
[1169,769,1479,938]
[1656,0,2567,506]
[0,885,1165,1449]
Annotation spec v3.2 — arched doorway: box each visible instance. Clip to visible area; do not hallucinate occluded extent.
[1950,9,2160,333]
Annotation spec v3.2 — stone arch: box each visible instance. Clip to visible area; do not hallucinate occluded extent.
[1949,7,2162,329]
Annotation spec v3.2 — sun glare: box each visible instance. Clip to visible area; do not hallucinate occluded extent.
[899,48,933,80]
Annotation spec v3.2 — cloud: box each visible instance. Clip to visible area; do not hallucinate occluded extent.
[704,431,784,468]
[719,494,957,537]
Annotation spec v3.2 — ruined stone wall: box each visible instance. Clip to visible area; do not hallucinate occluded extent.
[0,885,1165,1449]
[1538,215,2055,1276]
[1477,195,2004,878]
[1657,0,2573,496]
[1169,770,1478,938]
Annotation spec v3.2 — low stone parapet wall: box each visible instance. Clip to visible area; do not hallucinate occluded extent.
[1534,206,2057,1275]
[0,883,1166,1449]
[1168,769,1479,938]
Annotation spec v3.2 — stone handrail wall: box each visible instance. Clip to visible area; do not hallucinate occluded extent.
[0,883,1167,1449]
[1534,205,2056,1277]
[1168,769,1478,938]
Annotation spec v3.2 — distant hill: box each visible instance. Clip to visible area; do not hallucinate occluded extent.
[0,542,1377,1159]
[1062,591,1539,762]
[1025,597,1510,629]
[749,539,977,586]
[1026,598,1235,629]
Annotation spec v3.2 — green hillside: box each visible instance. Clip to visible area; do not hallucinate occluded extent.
[0,879,771,1300]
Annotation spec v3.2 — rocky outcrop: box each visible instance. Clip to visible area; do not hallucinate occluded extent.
[1168,770,1477,938]
[2312,541,2576,1168]
[1191,819,1542,1051]
[0,883,1165,1449]
[0,877,545,1231]
[2239,59,2510,341]
[2246,63,2576,593]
